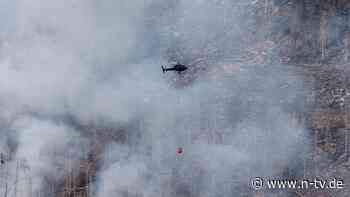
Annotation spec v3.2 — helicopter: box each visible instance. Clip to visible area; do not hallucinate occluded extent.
[161,63,188,73]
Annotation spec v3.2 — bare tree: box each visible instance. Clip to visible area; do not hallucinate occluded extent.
[320,10,328,60]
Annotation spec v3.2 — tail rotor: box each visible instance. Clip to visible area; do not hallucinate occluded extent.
[161,66,166,73]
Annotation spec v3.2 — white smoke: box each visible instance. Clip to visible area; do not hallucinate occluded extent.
[14,117,82,192]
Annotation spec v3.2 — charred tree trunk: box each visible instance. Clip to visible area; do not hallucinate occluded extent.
[290,0,306,58]
[264,0,273,36]
[346,108,350,161]
[344,31,350,63]
[320,10,328,60]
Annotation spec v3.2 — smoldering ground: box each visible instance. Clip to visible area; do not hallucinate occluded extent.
[0,0,309,197]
